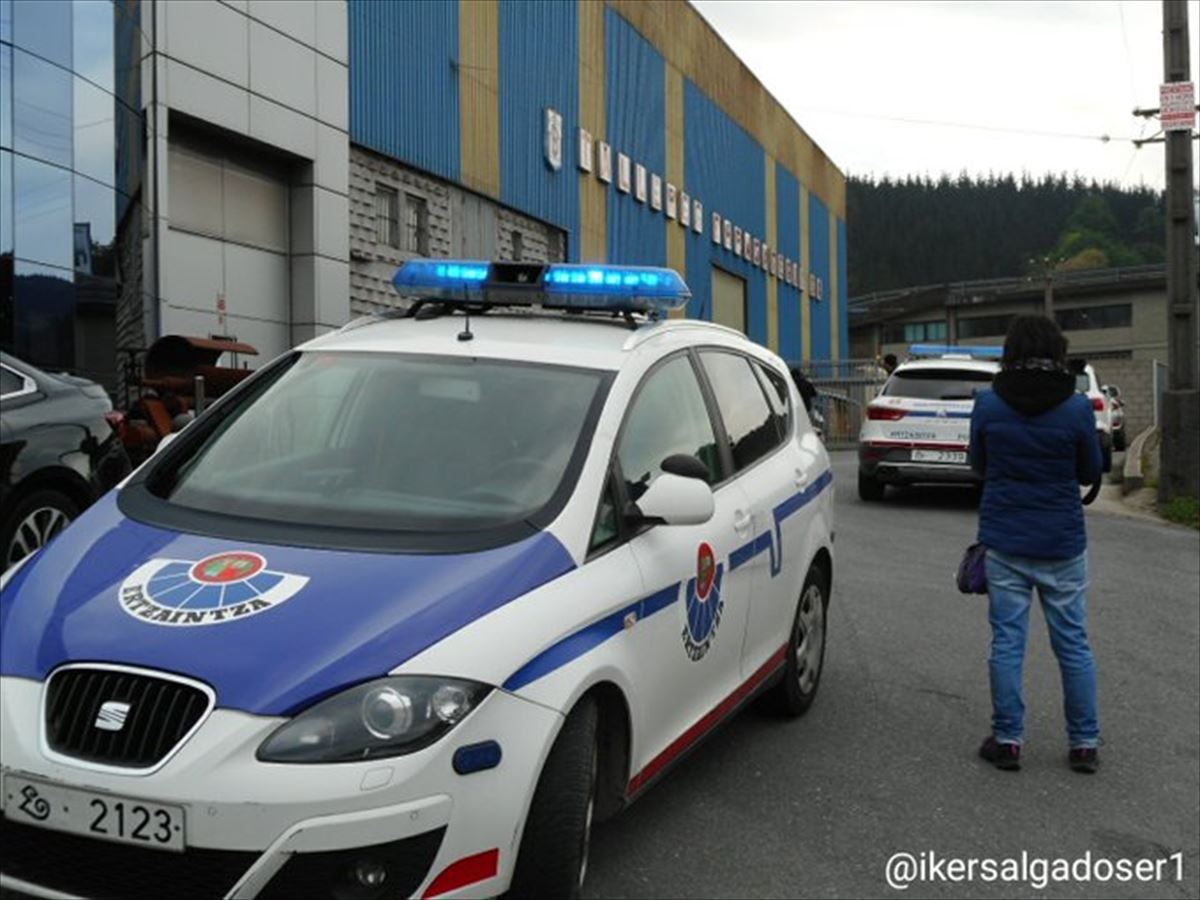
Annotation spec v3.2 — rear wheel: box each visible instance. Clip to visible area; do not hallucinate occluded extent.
[506,698,599,899]
[2,489,79,571]
[858,469,885,502]
[1101,442,1113,474]
[771,564,829,717]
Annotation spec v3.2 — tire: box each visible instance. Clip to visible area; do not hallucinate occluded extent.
[1113,428,1126,452]
[1,488,79,571]
[858,469,885,502]
[506,698,599,900]
[1101,443,1113,475]
[771,564,829,718]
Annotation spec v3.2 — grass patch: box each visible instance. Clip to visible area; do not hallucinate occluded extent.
[1162,496,1200,529]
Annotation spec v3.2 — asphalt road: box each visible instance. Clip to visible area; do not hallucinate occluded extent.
[585,449,1200,900]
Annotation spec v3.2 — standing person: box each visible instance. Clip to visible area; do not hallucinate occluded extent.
[968,315,1103,774]
[789,366,817,415]
[882,353,898,375]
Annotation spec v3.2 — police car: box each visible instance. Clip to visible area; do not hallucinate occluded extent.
[857,345,1001,501]
[0,260,835,900]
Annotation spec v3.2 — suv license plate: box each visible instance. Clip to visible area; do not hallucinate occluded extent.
[2,774,185,851]
[912,449,967,464]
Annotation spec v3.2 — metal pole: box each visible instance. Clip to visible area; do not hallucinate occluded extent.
[1159,0,1200,505]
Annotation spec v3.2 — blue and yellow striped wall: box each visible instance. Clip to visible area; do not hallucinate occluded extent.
[347,0,847,362]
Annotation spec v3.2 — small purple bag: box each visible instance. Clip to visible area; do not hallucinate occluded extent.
[956,543,988,594]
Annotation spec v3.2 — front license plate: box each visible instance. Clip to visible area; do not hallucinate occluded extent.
[912,449,967,464]
[2,774,185,851]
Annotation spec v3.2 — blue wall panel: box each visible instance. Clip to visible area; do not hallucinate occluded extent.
[605,9,665,267]
[808,193,831,360]
[349,0,459,182]
[838,217,848,359]
[683,81,766,341]
[500,0,579,242]
[775,162,802,363]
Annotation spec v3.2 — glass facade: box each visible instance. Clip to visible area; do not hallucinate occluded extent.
[1,0,145,393]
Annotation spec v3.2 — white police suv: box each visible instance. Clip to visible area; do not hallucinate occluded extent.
[857,345,1000,501]
[0,260,834,900]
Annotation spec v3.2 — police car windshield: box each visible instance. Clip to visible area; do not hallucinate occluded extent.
[882,368,995,401]
[162,352,605,535]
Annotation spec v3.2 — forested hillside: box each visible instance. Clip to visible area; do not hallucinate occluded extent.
[846,174,1165,297]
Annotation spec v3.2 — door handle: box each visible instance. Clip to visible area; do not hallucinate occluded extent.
[794,468,808,489]
[733,511,754,536]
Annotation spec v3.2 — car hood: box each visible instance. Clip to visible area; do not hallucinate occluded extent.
[0,494,575,716]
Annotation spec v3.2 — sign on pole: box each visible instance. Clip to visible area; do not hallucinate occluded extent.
[1160,82,1196,132]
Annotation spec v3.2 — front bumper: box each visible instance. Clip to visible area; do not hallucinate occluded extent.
[0,675,563,899]
[859,445,980,486]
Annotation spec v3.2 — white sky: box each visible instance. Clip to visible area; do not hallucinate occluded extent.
[691,0,1200,190]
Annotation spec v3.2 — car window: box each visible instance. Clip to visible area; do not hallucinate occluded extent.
[0,366,23,397]
[617,354,722,501]
[589,474,620,553]
[162,352,606,534]
[752,361,791,441]
[882,368,994,401]
[699,350,780,472]
[1075,373,1091,393]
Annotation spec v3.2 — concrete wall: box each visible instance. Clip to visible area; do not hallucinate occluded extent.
[150,0,350,357]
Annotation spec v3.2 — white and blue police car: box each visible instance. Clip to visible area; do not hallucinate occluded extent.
[0,260,835,900]
[857,344,1001,501]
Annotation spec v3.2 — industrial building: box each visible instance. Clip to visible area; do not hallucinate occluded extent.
[1,0,848,395]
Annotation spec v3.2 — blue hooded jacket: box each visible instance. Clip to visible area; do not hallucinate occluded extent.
[969,369,1102,560]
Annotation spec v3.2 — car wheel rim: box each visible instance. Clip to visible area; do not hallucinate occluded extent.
[579,744,598,888]
[794,582,825,694]
[6,506,70,567]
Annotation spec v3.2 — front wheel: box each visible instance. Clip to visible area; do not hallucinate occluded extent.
[771,564,829,717]
[2,489,79,571]
[506,698,599,899]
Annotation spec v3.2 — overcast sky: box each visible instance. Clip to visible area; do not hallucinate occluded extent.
[691,0,1200,190]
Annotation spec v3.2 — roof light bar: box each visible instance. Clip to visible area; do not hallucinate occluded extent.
[909,343,1003,360]
[392,259,691,317]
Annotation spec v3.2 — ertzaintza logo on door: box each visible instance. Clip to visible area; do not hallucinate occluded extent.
[119,551,308,627]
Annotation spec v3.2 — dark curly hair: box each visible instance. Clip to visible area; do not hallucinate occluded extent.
[1002,314,1068,369]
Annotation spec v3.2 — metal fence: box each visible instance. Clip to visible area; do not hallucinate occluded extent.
[790,358,889,449]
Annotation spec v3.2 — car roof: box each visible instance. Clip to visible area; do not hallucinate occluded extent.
[894,357,1000,375]
[300,310,756,370]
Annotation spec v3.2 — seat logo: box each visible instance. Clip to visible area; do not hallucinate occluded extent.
[94,701,131,732]
[682,542,724,661]
[118,551,309,627]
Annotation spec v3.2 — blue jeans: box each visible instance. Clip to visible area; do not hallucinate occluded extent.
[985,549,1099,749]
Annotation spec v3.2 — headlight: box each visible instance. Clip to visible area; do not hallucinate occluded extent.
[257,676,491,763]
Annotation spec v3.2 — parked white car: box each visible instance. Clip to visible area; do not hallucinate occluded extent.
[1073,362,1115,471]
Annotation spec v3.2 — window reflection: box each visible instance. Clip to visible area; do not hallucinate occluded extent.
[13,49,72,168]
[73,0,115,94]
[1,0,11,44]
[1,149,11,257]
[74,74,115,186]
[1,44,11,149]
[14,154,73,269]
[74,175,115,277]
[14,259,74,371]
[12,0,71,70]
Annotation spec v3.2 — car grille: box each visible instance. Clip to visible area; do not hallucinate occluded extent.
[0,816,259,900]
[44,667,212,769]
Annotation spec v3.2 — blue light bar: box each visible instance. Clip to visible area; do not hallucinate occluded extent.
[909,343,1003,360]
[542,265,691,315]
[393,259,491,297]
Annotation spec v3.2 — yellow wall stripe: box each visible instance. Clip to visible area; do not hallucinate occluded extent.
[800,185,811,363]
[459,0,500,199]
[579,0,607,262]
[764,154,778,352]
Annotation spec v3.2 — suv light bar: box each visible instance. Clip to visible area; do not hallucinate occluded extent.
[908,343,1003,360]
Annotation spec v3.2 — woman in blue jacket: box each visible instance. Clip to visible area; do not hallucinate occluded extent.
[969,315,1103,774]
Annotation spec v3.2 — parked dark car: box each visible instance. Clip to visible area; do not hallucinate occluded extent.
[0,353,132,570]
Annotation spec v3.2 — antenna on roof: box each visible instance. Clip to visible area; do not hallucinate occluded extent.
[457,309,474,342]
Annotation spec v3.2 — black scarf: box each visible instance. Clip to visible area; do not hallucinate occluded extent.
[993,365,1075,417]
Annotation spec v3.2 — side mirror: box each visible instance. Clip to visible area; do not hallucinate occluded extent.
[630,473,714,527]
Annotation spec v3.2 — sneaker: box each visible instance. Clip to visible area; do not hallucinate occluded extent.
[978,736,1021,771]
[1068,747,1100,774]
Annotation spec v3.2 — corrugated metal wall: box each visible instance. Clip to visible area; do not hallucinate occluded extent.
[499,0,579,242]
[349,0,460,183]
[683,80,766,343]
[604,9,665,266]
[808,193,831,359]
[775,161,802,362]
[837,216,848,359]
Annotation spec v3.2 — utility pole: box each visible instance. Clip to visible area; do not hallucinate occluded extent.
[1159,0,1199,507]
